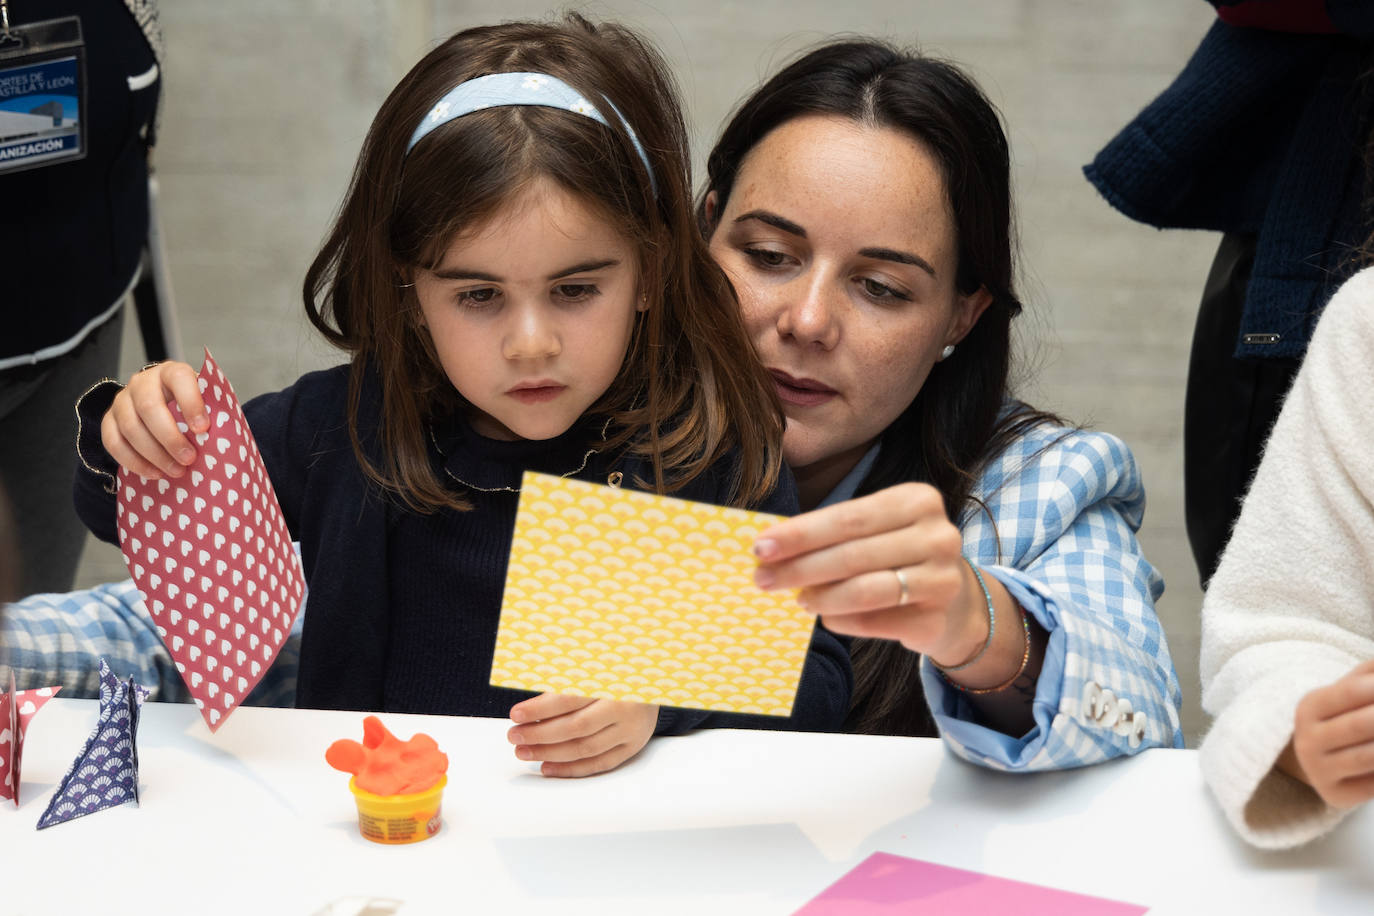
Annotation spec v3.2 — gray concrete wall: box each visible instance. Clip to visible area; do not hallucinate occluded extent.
[78,1,1219,743]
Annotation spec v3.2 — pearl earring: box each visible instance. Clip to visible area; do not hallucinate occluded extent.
[940,344,956,360]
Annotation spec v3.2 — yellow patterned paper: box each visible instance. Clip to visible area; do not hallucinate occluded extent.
[491,471,817,715]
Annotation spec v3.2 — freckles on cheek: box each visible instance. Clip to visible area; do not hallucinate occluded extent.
[873,342,930,409]
[736,300,766,337]
[738,314,771,353]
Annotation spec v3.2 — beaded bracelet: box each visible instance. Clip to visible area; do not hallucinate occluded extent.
[934,558,995,673]
[948,609,1032,695]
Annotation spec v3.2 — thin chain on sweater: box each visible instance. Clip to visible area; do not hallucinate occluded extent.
[428,416,617,493]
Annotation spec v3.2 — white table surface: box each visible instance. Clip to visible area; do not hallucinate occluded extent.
[5,699,1372,915]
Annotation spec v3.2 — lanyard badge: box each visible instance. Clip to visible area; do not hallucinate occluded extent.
[0,2,86,174]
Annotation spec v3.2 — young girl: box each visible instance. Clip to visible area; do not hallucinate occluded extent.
[72,15,851,777]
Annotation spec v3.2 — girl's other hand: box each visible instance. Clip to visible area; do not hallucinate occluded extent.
[101,361,209,480]
[1289,658,1374,809]
[507,693,658,777]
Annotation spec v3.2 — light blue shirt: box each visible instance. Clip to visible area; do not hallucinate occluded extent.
[815,443,880,509]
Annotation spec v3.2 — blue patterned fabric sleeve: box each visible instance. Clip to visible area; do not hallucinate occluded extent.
[920,421,1184,770]
[2,579,299,708]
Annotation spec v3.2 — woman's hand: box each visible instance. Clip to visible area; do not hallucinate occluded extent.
[1287,658,1374,809]
[753,481,1044,730]
[753,482,988,664]
[507,693,659,777]
[101,361,209,479]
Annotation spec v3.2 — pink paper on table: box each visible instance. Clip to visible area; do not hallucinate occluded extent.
[114,349,305,731]
[0,670,60,805]
[794,852,1148,916]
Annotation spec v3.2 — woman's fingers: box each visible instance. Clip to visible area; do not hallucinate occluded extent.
[756,487,960,594]
[819,604,945,649]
[754,483,945,563]
[759,522,963,597]
[798,560,962,618]
[748,482,974,654]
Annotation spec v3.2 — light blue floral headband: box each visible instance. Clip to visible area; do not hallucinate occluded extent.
[405,71,657,195]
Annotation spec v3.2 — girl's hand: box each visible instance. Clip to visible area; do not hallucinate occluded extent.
[752,482,988,666]
[101,362,209,479]
[507,693,658,778]
[1289,658,1374,809]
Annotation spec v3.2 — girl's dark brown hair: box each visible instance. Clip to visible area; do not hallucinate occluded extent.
[304,14,783,512]
[700,40,1061,737]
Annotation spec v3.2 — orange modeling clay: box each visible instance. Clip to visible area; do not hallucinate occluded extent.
[326,715,448,795]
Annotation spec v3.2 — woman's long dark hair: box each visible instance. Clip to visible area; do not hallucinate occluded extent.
[700,40,1059,736]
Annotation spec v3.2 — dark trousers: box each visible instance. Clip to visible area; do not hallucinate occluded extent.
[1184,233,1299,588]
[0,309,125,597]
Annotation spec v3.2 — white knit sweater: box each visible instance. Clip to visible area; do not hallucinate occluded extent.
[1200,265,1374,849]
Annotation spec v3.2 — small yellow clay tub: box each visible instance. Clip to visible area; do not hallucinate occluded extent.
[348,775,446,844]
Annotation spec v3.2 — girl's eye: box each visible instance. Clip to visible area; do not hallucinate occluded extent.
[742,247,792,270]
[857,276,911,303]
[456,287,499,307]
[554,283,598,302]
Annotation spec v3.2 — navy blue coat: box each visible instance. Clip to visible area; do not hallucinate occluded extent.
[1085,12,1373,361]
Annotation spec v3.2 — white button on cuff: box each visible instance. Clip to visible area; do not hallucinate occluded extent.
[1094,688,1118,727]
[1112,698,1135,736]
[1080,682,1102,724]
[1129,713,1148,748]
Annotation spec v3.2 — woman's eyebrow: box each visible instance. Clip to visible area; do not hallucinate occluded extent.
[859,246,936,278]
[734,209,807,238]
[734,209,936,278]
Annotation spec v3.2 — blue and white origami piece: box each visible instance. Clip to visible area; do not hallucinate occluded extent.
[36,658,148,829]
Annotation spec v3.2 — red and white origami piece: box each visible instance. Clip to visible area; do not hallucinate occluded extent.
[114,350,305,731]
[0,670,60,805]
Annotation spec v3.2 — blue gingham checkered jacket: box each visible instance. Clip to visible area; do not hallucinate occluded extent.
[926,420,1185,769]
[3,578,298,708]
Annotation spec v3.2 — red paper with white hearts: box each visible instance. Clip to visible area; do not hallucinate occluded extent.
[114,350,305,731]
[0,671,60,804]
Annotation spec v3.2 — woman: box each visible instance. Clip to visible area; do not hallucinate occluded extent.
[700,40,1183,769]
